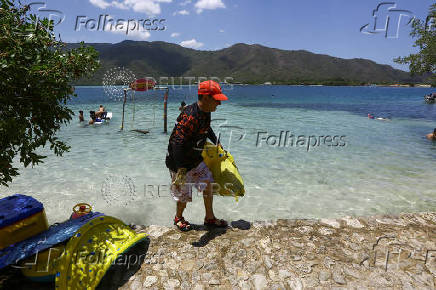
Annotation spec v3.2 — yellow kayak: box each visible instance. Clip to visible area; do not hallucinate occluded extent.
[54,216,148,289]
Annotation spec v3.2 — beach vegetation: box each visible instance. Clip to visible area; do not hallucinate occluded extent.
[0,0,100,186]
[395,4,436,85]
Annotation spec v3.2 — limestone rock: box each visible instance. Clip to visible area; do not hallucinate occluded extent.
[168,233,181,240]
[263,256,273,269]
[319,270,331,281]
[192,283,204,290]
[318,227,335,235]
[287,277,303,290]
[320,218,340,228]
[332,270,346,285]
[342,216,364,228]
[164,279,180,289]
[278,269,292,280]
[251,274,268,290]
[143,276,158,287]
[146,225,171,238]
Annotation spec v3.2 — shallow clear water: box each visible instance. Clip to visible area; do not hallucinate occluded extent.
[2,86,436,226]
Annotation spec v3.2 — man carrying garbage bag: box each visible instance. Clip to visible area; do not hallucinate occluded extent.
[165,80,229,232]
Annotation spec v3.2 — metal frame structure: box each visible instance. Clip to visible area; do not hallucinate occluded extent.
[121,86,169,133]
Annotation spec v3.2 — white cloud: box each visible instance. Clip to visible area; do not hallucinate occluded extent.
[111,1,128,9]
[219,29,224,33]
[90,0,110,9]
[194,0,225,13]
[180,38,204,49]
[180,0,191,6]
[170,32,180,37]
[172,9,189,15]
[89,0,172,15]
[124,29,151,40]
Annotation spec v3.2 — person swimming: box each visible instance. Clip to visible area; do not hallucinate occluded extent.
[89,111,96,125]
[426,128,436,140]
[375,117,391,121]
[79,110,84,122]
[95,105,105,118]
[368,113,391,121]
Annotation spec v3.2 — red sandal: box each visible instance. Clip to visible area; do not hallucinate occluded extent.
[174,216,192,232]
[204,217,228,228]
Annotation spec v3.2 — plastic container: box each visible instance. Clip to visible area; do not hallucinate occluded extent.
[0,194,48,249]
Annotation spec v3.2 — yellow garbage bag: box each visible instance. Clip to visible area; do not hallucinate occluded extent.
[202,142,245,199]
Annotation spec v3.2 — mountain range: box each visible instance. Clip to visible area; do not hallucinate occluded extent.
[69,40,425,86]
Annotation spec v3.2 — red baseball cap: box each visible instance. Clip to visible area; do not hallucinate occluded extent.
[198,80,228,101]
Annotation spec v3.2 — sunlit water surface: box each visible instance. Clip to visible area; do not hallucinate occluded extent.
[2,86,436,226]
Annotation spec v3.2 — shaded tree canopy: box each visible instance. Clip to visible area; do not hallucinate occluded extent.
[395,4,436,84]
[0,0,100,186]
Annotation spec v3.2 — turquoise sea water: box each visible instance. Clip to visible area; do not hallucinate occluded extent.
[2,86,436,226]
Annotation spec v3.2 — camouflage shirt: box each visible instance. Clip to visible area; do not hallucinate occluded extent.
[166,102,217,172]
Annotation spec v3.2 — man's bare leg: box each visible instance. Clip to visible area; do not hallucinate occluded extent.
[176,201,186,218]
[203,182,215,220]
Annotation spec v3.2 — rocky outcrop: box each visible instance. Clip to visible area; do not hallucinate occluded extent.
[121,212,436,289]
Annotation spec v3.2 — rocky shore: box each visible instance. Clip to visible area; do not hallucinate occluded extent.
[122,212,436,289]
[1,212,435,289]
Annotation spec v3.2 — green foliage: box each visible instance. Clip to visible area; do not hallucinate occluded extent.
[395,4,436,84]
[0,0,100,186]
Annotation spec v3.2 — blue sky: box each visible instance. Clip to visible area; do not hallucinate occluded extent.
[27,0,433,70]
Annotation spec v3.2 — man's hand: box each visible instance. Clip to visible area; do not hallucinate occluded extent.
[172,168,187,191]
[217,143,228,156]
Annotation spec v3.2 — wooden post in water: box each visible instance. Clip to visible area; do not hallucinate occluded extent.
[121,88,127,130]
[163,87,168,133]
[132,90,135,122]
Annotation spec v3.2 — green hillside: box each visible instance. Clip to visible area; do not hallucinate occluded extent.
[69,40,424,86]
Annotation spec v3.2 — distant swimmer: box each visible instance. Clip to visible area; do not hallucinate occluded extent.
[368,114,390,121]
[427,128,436,140]
[89,111,96,125]
[79,110,84,122]
[95,105,105,118]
